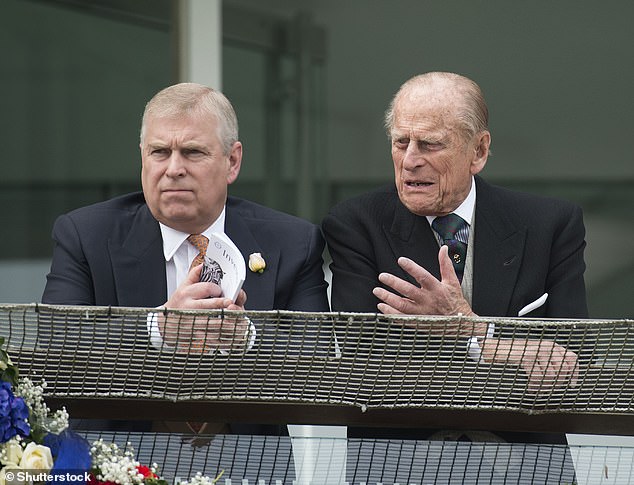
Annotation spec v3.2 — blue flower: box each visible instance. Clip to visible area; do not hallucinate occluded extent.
[0,380,30,442]
[44,428,92,473]
[45,429,92,485]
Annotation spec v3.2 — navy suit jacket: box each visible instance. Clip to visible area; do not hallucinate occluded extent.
[41,192,331,435]
[322,176,588,319]
[42,192,329,312]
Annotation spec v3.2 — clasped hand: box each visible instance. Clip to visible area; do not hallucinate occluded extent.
[372,245,579,391]
[159,264,249,353]
[480,338,579,392]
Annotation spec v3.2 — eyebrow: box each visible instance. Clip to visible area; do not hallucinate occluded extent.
[391,132,446,144]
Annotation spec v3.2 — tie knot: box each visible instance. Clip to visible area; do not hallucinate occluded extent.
[187,234,209,254]
[432,213,466,241]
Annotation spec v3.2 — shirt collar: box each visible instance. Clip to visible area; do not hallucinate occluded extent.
[426,176,476,226]
[159,207,226,261]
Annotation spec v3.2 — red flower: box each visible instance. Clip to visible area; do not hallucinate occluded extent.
[137,465,158,479]
[88,473,118,485]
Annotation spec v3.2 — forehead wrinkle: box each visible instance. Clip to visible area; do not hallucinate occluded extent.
[392,112,452,143]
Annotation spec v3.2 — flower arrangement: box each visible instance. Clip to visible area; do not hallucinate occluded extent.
[0,337,222,485]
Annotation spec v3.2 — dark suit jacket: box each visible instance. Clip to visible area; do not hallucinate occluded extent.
[322,176,587,319]
[42,192,329,312]
[322,176,589,443]
[41,192,330,435]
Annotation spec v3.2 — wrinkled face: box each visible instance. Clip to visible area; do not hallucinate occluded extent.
[390,94,489,216]
[141,112,241,234]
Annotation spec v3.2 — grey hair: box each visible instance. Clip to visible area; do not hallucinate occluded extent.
[384,72,489,141]
[140,83,239,155]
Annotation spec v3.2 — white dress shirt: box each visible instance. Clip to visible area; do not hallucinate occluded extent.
[160,209,226,297]
[147,208,255,352]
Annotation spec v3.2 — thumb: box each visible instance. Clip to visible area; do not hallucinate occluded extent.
[185,263,203,284]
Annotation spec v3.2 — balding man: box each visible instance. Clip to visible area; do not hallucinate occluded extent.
[323,72,588,442]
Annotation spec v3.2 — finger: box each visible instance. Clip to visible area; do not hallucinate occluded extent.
[186,263,204,283]
[187,282,223,300]
[188,296,234,310]
[396,257,438,288]
[561,350,580,386]
[546,346,578,387]
[378,272,423,299]
[373,287,417,314]
[544,346,572,387]
[376,302,402,315]
[437,246,461,286]
[234,289,247,307]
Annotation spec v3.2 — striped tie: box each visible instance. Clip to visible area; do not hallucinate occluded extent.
[431,214,468,282]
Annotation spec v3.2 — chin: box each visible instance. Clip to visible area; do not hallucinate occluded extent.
[400,196,436,217]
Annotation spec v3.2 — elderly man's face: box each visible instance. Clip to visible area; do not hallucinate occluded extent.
[390,94,488,216]
[140,112,241,234]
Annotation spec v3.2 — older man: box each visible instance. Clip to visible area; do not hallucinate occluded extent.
[323,72,587,400]
[43,83,329,349]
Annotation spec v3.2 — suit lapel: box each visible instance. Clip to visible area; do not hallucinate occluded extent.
[384,194,441,284]
[108,205,167,307]
[225,204,279,310]
[472,177,526,316]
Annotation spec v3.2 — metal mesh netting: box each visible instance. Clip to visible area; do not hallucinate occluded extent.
[71,431,634,485]
[1,303,633,414]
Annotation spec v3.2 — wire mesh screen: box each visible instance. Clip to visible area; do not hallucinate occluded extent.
[73,431,634,485]
[1,303,633,414]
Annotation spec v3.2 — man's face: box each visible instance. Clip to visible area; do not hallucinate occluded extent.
[141,112,241,234]
[390,93,488,216]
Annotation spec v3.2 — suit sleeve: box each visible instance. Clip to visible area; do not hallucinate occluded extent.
[322,208,382,313]
[544,204,588,319]
[42,214,96,305]
[283,224,331,312]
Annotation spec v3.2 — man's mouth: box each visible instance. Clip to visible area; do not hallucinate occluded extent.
[405,181,433,187]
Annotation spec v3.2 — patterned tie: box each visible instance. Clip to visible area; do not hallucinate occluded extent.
[431,214,468,282]
[187,234,209,270]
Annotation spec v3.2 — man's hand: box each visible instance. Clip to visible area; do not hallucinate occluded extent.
[373,246,487,337]
[160,264,249,352]
[481,338,579,392]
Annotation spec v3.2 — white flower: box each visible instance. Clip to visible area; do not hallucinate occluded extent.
[15,378,68,434]
[0,437,23,466]
[91,440,143,485]
[248,252,266,273]
[179,471,225,485]
[0,467,26,485]
[19,442,53,471]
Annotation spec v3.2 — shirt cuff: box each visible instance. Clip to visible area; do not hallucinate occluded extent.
[466,323,496,363]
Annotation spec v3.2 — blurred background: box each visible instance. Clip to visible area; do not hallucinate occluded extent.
[1,0,632,318]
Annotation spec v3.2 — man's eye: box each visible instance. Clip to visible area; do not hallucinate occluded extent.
[183,149,204,157]
[151,148,169,157]
[394,138,409,148]
[421,141,443,151]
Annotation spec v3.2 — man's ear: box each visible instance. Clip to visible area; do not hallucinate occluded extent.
[226,141,242,185]
[470,131,490,175]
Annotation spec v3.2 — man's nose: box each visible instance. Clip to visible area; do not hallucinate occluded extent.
[165,152,186,177]
[402,141,425,170]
